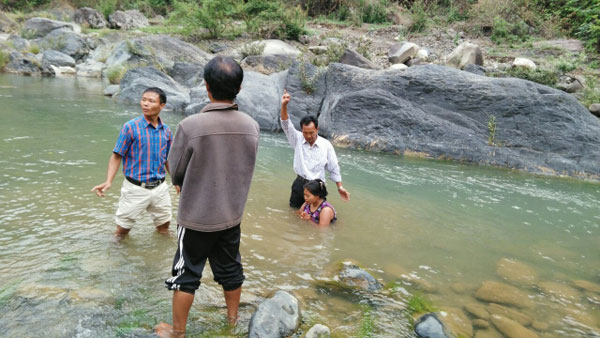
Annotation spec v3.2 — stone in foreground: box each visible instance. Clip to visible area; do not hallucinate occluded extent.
[414,313,449,338]
[248,290,300,338]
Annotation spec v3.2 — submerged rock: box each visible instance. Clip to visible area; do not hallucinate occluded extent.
[536,281,580,302]
[439,307,473,338]
[248,290,300,338]
[474,281,534,309]
[414,313,449,338]
[496,258,538,287]
[490,314,539,338]
[305,324,330,338]
[573,279,600,294]
[486,303,532,326]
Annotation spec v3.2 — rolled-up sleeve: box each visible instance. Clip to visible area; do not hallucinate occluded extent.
[280,118,301,149]
[167,124,192,186]
[325,143,342,182]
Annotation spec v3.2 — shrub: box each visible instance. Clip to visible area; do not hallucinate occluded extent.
[27,44,40,54]
[240,41,265,58]
[504,67,559,87]
[581,76,600,107]
[243,0,306,40]
[470,0,541,43]
[547,0,600,51]
[490,16,529,44]
[0,50,8,70]
[169,0,241,39]
[107,65,128,84]
[408,0,428,33]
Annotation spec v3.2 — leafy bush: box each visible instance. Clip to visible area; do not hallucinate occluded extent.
[503,67,559,87]
[581,76,600,107]
[168,0,241,39]
[107,65,128,84]
[490,16,529,44]
[547,0,600,51]
[0,0,50,11]
[243,0,306,40]
[470,0,540,43]
[409,0,428,32]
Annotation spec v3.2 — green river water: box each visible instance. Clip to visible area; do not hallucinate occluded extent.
[0,74,599,337]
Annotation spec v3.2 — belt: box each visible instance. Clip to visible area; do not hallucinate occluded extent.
[296,175,308,183]
[126,176,165,189]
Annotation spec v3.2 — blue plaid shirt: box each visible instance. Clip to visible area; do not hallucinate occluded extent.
[113,116,172,183]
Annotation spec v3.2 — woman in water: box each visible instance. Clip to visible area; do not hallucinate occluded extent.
[298,179,337,226]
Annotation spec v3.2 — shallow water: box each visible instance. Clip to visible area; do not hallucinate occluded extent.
[0,74,599,337]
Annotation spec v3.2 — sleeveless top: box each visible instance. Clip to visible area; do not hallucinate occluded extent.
[303,200,337,224]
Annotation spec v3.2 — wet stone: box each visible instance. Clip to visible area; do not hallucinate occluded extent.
[414,313,449,338]
[475,281,535,309]
[496,258,538,287]
[305,324,330,338]
[537,281,580,302]
[490,314,539,338]
[439,307,473,338]
[573,280,600,294]
[532,320,549,331]
[474,328,504,338]
[337,262,383,292]
[248,290,300,338]
[464,302,489,320]
[473,319,490,329]
[486,303,532,326]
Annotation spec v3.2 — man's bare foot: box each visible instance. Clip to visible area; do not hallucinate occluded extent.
[154,322,185,338]
[227,315,239,326]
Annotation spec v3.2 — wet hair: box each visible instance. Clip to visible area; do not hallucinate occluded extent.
[143,87,167,104]
[300,115,318,128]
[203,56,244,100]
[303,179,328,199]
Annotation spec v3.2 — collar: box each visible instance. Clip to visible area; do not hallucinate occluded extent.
[302,135,321,147]
[142,115,164,129]
[201,102,238,113]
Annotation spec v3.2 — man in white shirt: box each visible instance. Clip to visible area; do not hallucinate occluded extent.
[280,90,350,208]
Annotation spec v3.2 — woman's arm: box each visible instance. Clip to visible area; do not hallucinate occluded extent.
[318,207,335,226]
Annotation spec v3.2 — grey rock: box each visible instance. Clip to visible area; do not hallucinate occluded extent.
[9,35,30,51]
[241,54,294,74]
[0,12,17,33]
[23,17,80,38]
[415,313,449,338]
[589,104,600,117]
[117,67,190,112]
[309,45,328,55]
[446,42,483,69]
[209,42,229,54]
[40,29,89,60]
[533,39,584,53]
[235,71,285,130]
[339,49,380,70]
[76,60,104,77]
[148,15,165,26]
[388,41,419,65]
[73,7,107,29]
[283,61,326,128]
[184,102,208,116]
[259,39,301,57]
[556,75,584,93]
[512,57,536,71]
[48,5,75,22]
[51,65,76,76]
[103,84,120,96]
[42,50,75,67]
[105,35,212,72]
[168,62,205,88]
[407,57,425,67]
[108,10,149,30]
[317,63,600,179]
[248,291,300,338]
[305,324,330,338]
[5,51,42,76]
[464,64,486,76]
[338,263,383,292]
[389,63,408,70]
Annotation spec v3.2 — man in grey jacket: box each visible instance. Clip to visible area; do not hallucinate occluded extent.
[155,56,260,337]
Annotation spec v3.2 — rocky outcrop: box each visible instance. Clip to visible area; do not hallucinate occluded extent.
[108,10,149,30]
[167,62,205,88]
[241,54,294,74]
[257,39,301,57]
[105,35,212,72]
[76,59,104,77]
[315,63,600,180]
[4,51,41,76]
[235,71,285,130]
[73,7,107,29]
[283,62,326,127]
[39,29,89,60]
[23,17,80,38]
[248,291,300,338]
[117,66,190,112]
[42,50,76,68]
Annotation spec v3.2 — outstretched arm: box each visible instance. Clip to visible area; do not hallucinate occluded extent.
[91,153,122,197]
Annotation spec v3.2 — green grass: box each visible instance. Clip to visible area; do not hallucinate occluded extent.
[107,65,129,84]
[407,293,437,316]
[0,50,9,70]
[114,308,155,337]
[357,305,376,337]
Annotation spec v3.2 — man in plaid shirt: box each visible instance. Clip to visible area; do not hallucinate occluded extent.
[92,87,175,239]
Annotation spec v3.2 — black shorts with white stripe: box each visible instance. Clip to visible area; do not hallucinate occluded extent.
[165,224,244,294]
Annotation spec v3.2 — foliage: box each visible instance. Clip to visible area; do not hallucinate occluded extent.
[357,305,376,337]
[408,0,428,32]
[168,0,240,39]
[240,41,265,58]
[581,76,600,107]
[243,0,306,40]
[490,16,529,44]
[504,67,559,87]
[470,0,540,43]
[487,114,497,146]
[546,0,600,51]
[0,0,50,11]
[0,50,8,70]
[297,60,323,94]
[407,292,437,315]
[27,43,40,54]
[304,0,391,25]
[107,65,128,84]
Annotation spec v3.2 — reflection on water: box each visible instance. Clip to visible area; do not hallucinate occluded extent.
[0,74,599,337]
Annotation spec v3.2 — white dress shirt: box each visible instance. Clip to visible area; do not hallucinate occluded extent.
[281,118,342,182]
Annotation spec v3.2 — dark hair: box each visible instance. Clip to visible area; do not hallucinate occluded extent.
[303,179,328,199]
[143,87,167,104]
[300,115,318,128]
[203,56,243,100]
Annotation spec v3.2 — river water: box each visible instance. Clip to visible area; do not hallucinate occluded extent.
[0,74,598,337]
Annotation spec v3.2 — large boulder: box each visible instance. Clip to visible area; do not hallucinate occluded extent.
[73,7,107,29]
[305,324,330,338]
[167,62,204,88]
[108,10,149,30]
[4,51,41,76]
[42,50,76,68]
[105,35,212,72]
[8,34,29,52]
[414,313,449,338]
[445,42,483,70]
[235,70,285,130]
[117,67,190,112]
[283,61,326,127]
[248,291,300,338]
[241,54,295,74]
[39,29,89,60]
[339,49,380,70]
[22,17,80,38]
[317,63,600,180]
[258,39,301,57]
